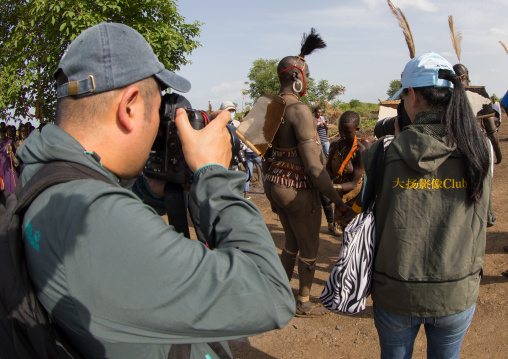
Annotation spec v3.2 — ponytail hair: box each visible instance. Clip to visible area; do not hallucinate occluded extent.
[437,69,490,202]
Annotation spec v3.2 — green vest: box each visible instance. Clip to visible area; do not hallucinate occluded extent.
[362,123,491,317]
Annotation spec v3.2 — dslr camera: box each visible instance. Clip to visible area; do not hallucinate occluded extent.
[374,99,412,138]
[143,93,242,184]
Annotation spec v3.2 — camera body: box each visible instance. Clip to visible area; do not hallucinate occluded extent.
[143,93,242,184]
[374,99,412,138]
[143,93,208,184]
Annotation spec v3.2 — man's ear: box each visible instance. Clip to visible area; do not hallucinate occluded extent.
[117,85,141,132]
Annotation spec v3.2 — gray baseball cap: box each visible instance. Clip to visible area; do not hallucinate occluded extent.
[219,101,236,111]
[54,22,191,98]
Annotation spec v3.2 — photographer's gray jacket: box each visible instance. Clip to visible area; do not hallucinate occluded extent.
[18,124,295,359]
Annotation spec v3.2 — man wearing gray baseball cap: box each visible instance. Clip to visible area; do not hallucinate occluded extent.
[16,22,294,359]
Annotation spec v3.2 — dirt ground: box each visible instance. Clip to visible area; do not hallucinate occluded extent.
[222,115,508,358]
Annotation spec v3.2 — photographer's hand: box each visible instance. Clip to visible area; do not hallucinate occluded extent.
[175,109,232,172]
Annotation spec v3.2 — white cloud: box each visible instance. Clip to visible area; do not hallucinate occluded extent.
[361,0,380,11]
[440,51,455,59]
[392,0,438,12]
[203,80,247,111]
[488,27,508,36]
[272,4,389,30]
[210,81,243,94]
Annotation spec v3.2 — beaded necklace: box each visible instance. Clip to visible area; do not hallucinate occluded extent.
[279,92,299,101]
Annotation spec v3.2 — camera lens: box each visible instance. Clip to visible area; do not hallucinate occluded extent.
[374,116,396,138]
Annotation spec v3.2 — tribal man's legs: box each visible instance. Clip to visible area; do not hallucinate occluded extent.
[265,182,299,281]
[278,210,298,281]
[266,182,322,298]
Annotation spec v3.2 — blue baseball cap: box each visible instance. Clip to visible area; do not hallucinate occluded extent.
[54,22,191,98]
[500,90,508,109]
[392,52,454,100]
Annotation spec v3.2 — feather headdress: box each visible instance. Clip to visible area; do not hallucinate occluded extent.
[448,15,462,63]
[387,0,415,59]
[299,28,326,58]
[500,41,508,56]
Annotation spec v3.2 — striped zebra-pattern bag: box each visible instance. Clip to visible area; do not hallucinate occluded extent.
[320,136,393,314]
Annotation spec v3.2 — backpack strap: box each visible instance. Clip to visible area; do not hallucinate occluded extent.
[1,162,113,359]
[362,136,394,212]
[14,161,114,214]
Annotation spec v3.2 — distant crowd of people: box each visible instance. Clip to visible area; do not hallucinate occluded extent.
[0,121,46,194]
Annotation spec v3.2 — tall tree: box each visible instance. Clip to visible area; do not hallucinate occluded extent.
[241,89,248,112]
[245,58,345,108]
[0,0,202,123]
[306,79,345,108]
[245,58,280,104]
[386,79,402,99]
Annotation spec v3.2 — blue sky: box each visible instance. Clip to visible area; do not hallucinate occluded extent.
[175,0,508,112]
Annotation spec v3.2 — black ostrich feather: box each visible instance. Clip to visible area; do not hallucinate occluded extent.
[299,28,326,58]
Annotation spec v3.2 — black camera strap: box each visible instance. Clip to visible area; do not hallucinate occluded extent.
[163,182,190,238]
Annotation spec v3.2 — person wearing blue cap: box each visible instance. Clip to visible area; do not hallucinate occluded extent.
[501,90,508,117]
[362,53,492,358]
[15,22,295,359]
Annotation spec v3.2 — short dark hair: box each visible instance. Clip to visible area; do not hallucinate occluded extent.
[339,111,360,128]
[6,125,16,139]
[55,74,159,127]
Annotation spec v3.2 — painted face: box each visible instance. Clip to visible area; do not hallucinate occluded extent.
[339,122,357,143]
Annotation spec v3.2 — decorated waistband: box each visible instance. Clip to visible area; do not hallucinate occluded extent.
[265,161,313,189]
[272,147,299,158]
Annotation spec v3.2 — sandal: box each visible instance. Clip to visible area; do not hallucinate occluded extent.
[327,223,341,237]
[295,301,330,318]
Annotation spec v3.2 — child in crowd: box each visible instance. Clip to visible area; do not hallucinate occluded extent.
[326,111,371,221]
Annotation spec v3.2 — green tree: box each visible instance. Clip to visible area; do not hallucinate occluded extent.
[245,58,345,108]
[386,79,402,99]
[339,100,379,120]
[0,0,202,123]
[306,79,345,108]
[348,99,361,108]
[241,88,249,113]
[245,58,280,104]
